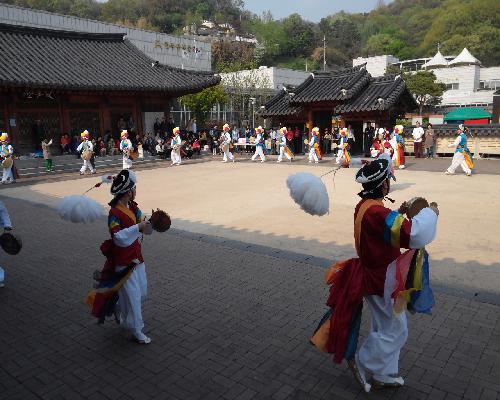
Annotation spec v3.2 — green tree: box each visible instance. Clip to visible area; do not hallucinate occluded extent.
[282,13,315,57]
[403,71,446,116]
[180,84,228,127]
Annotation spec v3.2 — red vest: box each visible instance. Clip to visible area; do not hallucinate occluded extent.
[107,202,144,267]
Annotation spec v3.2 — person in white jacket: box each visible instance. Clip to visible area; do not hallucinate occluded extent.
[277,127,292,162]
[119,130,133,170]
[77,130,96,175]
[170,127,182,166]
[445,128,472,176]
[308,127,320,163]
[221,124,235,163]
[0,133,15,184]
[251,126,266,163]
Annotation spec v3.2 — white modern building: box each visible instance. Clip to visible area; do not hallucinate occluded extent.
[220,66,310,91]
[0,3,212,71]
[216,67,310,126]
[353,48,500,110]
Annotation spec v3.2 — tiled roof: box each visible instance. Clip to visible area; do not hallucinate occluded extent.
[260,72,417,118]
[0,23,220,94]
[290,65,371,103]
[259,89,304,117]
[335,75,416,113]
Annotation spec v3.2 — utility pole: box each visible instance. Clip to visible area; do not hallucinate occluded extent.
[323,35,326,71]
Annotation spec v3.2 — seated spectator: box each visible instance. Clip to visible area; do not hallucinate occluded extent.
[192,138,201,155]
[60,134,70,154]
[107,138,118,155]
[156,139,165,159]
[99,140,106,157]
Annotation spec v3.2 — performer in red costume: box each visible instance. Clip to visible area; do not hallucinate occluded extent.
[86,169,154,344]
[311,154,439,392]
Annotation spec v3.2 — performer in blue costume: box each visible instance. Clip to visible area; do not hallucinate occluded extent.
[445,127,473,176]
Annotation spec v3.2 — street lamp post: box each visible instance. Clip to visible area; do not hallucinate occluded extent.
[250,97,256,129]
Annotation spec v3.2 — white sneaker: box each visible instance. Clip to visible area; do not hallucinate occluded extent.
[466,172,472,176]
[399,165,405,169]
[347,354,371,393]
[308,160,312,163]
[133,332,152,344]
[277,160,281,163]
[315,161,319,164]
[372,374,405,388]
[445,171,452,175]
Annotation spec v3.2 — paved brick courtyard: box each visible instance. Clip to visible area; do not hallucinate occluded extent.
[0,193,499,400]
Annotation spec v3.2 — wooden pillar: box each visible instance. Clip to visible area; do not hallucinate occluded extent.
[132,96,142,135]
[99,96,111,135]
[306,109,313,139]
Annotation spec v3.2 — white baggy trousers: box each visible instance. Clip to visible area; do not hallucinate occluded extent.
[446,152,471,175]
[277,146,292,162]
[2,166,13,183]
[122,155,132,170]
[357,295,408,378]
[251,146,266,162]
[308,147,318,162]
[223,148,234,161]
[113,223,148,339]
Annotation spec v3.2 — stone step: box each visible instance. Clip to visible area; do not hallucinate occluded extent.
[15,154,166,178]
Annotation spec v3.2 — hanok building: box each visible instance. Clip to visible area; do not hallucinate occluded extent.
[0,23,220,154]
[260,65,417,153]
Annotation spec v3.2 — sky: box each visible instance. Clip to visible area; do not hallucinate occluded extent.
[242,0,387,22]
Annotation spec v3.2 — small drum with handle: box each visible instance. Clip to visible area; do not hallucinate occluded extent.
[1,157,13,169]
[406,197,429,218]
[81,149,93,161]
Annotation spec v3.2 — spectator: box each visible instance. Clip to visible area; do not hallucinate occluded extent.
[71,134,80,156]
[363,123,375,157]
[99,139,106,157]
[165,117,174,137]
[107,138,117,155]
[60,134,70,154]
[286,127,294,153]
[293,126,301,154]
[192,119,197,134]
[412,121,424,158]
[192,138,201,155]
[156,139,165,159]
[270,127,277,155]
[347,124,355,149]
[153,118,161,135]
[323,128,332,154]
[424,123,435,159]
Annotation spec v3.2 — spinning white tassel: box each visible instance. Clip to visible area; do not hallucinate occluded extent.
[58,195,104,223]
[287,172,329,216]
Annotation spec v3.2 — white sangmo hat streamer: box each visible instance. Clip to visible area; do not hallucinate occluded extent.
[287,172,329,216]
[58,195,104,223]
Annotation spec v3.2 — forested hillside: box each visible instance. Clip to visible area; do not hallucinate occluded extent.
[3,0,499,69]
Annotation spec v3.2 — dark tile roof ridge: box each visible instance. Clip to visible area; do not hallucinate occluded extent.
[0,22,124,42]
[289,73,314,94]
[263,89,287,108]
